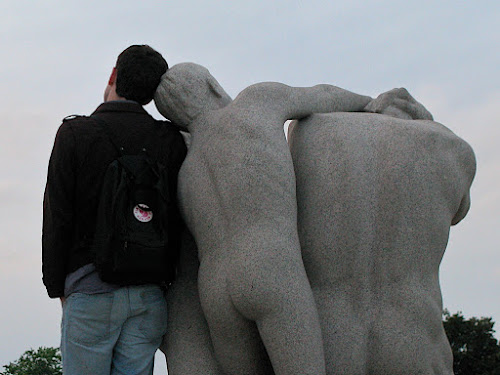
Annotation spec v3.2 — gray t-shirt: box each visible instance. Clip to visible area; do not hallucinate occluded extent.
[64,263,120,297]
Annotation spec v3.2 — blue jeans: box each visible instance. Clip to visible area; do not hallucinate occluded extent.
[61,285,168,375]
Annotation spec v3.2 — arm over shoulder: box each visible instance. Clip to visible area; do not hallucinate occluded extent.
[235,82,372,121]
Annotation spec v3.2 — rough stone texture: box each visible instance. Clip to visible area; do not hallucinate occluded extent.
[159,229,221,374]
[288,111,476,375]
[155,62,374,375]
[363,87,434,121]
[154,64,475,375]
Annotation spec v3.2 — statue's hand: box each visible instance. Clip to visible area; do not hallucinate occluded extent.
[364,88,433,120]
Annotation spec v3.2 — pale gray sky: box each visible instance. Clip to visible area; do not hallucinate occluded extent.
[1,0,498,372]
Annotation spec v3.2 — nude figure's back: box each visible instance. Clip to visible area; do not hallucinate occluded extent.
[176,90,326,375]
[289,112,476,375]
[178,94,299,259]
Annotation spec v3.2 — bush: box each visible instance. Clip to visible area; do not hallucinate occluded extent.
[443,310,500,375]
[1,347,62,375]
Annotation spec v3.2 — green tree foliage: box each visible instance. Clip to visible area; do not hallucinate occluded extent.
[443,310,500,375]
[1,347,62,375]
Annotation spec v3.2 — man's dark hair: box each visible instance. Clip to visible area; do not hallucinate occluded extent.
[115,45,168,105]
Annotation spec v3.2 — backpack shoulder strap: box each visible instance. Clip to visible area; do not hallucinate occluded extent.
[91,115,124,156]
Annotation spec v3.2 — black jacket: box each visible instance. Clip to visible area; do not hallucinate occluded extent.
[42,101,187,298]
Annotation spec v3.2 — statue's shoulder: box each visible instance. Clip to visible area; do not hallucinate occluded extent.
[437,123,476,176]
[418,120,474,152]
[398,119,476,178]
[234,82,290,105]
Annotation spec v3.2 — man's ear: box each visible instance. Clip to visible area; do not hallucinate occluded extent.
[108,67,117,86]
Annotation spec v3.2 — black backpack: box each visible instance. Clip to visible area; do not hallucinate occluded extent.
[91,117,176,286]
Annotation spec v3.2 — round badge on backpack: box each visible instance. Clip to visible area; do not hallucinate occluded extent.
[133,204,153,223]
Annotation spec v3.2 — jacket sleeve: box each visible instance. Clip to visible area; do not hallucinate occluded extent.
[42,122,77,298]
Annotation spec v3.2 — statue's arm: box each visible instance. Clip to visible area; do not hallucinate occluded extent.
[452,191,471,226]
[238,83,433,123]
[451,140,477,225]
[285,84,373,119]
[235,82,372,121]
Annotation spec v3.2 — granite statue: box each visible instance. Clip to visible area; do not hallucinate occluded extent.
[155,62,376,375]
[154,64,476,375]
[287,93,476,374]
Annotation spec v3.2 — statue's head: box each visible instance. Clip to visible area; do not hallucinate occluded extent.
[154,62,232,130]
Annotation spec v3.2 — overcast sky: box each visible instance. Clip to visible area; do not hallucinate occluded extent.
[1,1,498,373]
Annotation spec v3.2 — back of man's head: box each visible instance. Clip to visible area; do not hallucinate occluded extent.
[115,45,168,105]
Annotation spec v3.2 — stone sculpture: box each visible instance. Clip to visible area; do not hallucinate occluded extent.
[288,98,475,374]
[159,229,221,374]
[154,64,476,375]
[155,62,377,375]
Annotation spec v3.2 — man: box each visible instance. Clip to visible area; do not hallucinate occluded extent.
[42,45,186,374]
[288,91,475,374]
[154,63,426,375]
